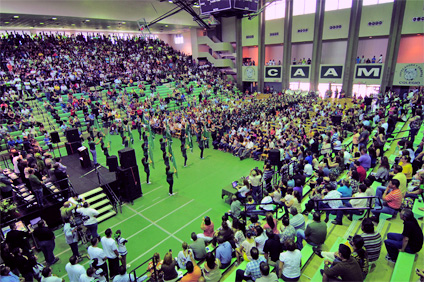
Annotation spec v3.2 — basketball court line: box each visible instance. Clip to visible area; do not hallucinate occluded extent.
[128,207,212,265]
[136,195,170,212]
[142,185,163,196]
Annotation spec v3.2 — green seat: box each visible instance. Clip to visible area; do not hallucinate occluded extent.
[390,252,416,282]
[311,238,343,282]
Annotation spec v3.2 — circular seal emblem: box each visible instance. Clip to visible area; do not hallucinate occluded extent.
[403,66,418,81]
[244,67,255,80]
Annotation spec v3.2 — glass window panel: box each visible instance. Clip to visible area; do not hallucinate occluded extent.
[304,0,317,14]
[363,0,378,6]
[293,0,305,15]
[377,0,394,3]
[299,82,310,91]
[338,0,352,9]
[265,0,285,20]
[325,0,339,11]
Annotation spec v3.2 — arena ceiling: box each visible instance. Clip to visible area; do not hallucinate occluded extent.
[0,0,201,33]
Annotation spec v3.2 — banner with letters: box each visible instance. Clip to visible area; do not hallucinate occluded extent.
[264,66,283,82]
[393,63,424,86]
[242,66,258,82]
[289,65,310,82]
[353,64,384,84]
[319,65,344,83]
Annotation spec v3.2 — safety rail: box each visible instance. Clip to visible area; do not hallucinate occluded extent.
[314,195,383,218]
[98,172,122,214]
[129,256,159,282]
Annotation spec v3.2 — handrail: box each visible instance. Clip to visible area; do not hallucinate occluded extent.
[97,171,122,214]
[314,195,384,218]
[129,256,158,282]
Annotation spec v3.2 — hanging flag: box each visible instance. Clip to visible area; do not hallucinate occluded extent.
[186,123,193,153]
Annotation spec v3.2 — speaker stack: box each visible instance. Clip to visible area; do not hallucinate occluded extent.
[50,131,60,144]
[65,128,82,155]
[268,149,281,166]
[116,148,142,202]
[107,156,119,172]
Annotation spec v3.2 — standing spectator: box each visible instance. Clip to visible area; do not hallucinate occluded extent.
[33,220,59,266]
[115,230,129,268]
[79,268,96,282]
[263,229,283,267]
[235,247,267,281]
[321,244,363,282]
[65,256,86,282]
[384,208,423,262]
[189,232,206,261]
[76,202,100,240]
[101,228,120,278]
[277,240,302,282]
[296,212,327,250]
[5,222,30,253]
[41,266,64,282]
[63,217,81,260]
[87,238,108,280]
[249,169,262,202]
[28,168,45,207]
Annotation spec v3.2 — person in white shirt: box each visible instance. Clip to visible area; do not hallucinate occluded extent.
[76,202,99,239]
[304,162,313,177]
[65,256,86,282]
[260,191,274,212]
[41,267,64,282]
[101,228,120,278]
[87,238,108,280]
[342,148,351,169]
[78,267,96,282]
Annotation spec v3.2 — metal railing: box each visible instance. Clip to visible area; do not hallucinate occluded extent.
[314,195,384,218]
[129,256,159,282]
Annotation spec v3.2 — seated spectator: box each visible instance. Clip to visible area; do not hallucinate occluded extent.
[202,252,222,282]
[384,208,423,263]
[235,247,266,281]
[230,195,242,219]
[235,179,250,201]
[189,233,206,261]
[371,179,403,223]
[176,242,192,270]
[320,244,363,282]
[197,216,214,243]
[180,255,201,282]
[263,212,279,235]
[277,240,302,282]
[406,170,424,199]
[279,216,295,247]
[236,231,256,264]
[289,207,305,231]
[318,185,342,223]
[254,226,268,254]
[333,184,368,225]
[215,236,232,269]
[337,179,353,204]
[256,262,278,282]
[359,218,382,265]
[391,164,407,196]
[263,229,282,267]
[368,156,390,183]
[161,251,178,282]
[354,161,366,182]
[296,212,327,251]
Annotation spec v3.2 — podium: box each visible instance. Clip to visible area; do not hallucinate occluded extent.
[78,146,91,168]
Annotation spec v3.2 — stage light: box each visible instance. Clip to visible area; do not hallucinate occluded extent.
[13,16,19,19]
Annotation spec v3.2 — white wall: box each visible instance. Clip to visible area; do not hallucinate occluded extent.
[321,40,347,64]
[291,43,313,62]
[221,17,236,43]
[158,31,192,55]
[357,37,388,62]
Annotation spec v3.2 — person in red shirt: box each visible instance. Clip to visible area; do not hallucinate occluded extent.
[180,252,201,282]
[371,179,403,223]
[354,160,366,182]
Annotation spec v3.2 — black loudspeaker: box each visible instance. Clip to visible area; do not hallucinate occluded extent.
[107,156,119,172]
[65,128,80,143]
[118,148,137,169]
[268,149,281,166]
[117,166,142,202]
[65,141,82,155]
[50,131,60,144]
[331,115,342,126]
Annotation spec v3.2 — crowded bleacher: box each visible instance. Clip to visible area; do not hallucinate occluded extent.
[1,32,424,282]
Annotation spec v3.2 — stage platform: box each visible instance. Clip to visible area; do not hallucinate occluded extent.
[60,154,117,195]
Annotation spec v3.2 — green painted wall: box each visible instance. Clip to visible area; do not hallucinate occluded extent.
[292,14,315,43]
[402,0,424,35]
[242,17,259,46]
[359,3,393,37]
[265,18,285,44]
[322,9,350,40]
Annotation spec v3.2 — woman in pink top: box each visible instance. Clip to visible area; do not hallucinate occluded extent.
[263,213,279,234]
[197,216,214,242]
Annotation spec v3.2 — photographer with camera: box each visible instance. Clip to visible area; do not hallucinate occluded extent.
[63,217,82,261]
[76,201,100,240]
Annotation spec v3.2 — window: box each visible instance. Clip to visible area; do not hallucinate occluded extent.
[363,0,393,5]
[325,0,352,11]
[293,0,316,15]
[174,34,184,44]
[265,0,286,20]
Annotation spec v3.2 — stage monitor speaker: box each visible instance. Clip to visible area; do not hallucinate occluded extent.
[118,148,137,169]
[50,131,60,144]
[268,149,280,166]
[117,166,142,202]
[331,115,342,126]
[65,141,82,155]
[65,128,80,143]
[107,156,119,172]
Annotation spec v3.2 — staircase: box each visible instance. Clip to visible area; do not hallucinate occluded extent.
[80,187,117,223]
[197,36,236,69]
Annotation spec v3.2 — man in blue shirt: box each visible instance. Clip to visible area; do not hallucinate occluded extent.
[215,236,232,269]
[0,265,20,282]
[235,247,267,281]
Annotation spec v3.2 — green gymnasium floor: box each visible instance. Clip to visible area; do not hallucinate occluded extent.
[31,131,423,282]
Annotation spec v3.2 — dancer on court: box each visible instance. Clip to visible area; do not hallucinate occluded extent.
[142,157,151,184]
[166,166,176,196]
[181,144,188,167]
